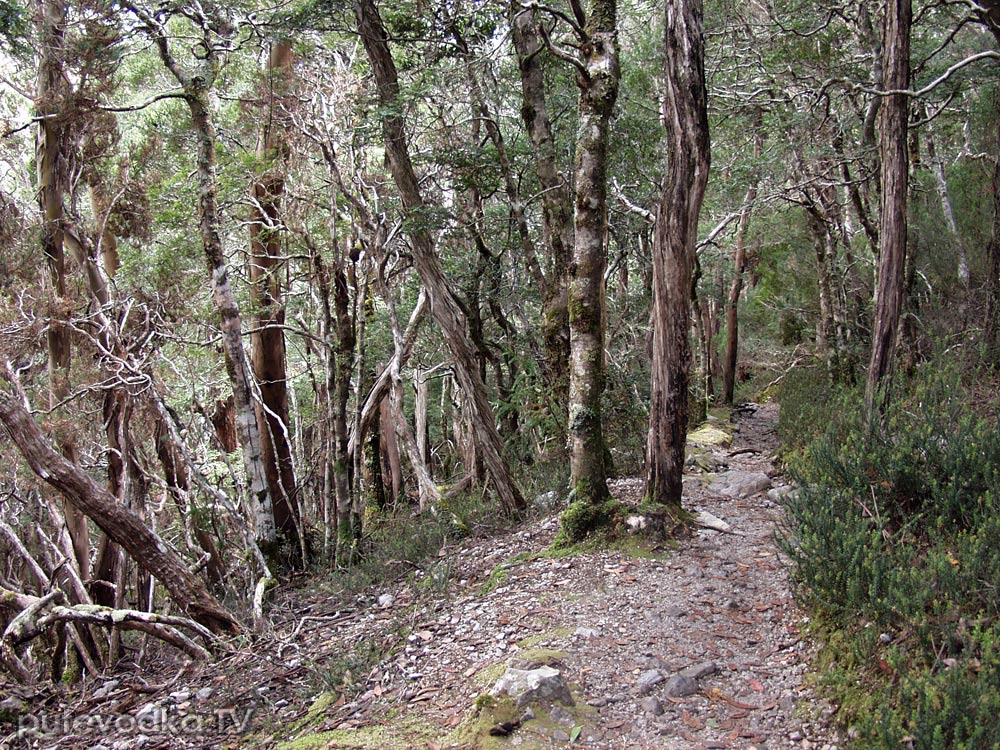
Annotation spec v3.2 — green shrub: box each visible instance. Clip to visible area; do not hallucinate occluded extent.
[780,366,1000,748]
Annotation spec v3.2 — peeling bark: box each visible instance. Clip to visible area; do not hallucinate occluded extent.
[865,0,911,416]
[644,0,711,507]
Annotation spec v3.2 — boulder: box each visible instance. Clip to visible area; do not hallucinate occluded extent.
[687,424,733,448]
[708,470,772,498]
[491,665,574,707]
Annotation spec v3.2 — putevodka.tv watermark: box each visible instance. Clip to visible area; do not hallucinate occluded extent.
[17,707,255,738]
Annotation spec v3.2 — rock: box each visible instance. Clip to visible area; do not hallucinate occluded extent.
[692,510,735,534]
[586,696,609,707]
[196,687,214,701]
[791,730,804,742]
[708,470,772,498]
[679,661,718,680]
[135,703,163,724]
[491,666,574,707]
[533,491,562,512]
[663,605,687,617]
[550,729,571,742]
[664,674,699,698]
[639,696,664,716]
[636,669,666,695]
[169,690,191,703]
[549,705,575,728]
[688,424,733,447]
[574,626,599,638]
[520,707,536,722]
[377,593,395,608]
[0,695,27,718]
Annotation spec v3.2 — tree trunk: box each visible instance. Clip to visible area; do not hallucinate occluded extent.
[561,0,619,527]
[722,125,761,404]
[509,5,574,414]
[352,0,525,515]
[249,40,300,564]
[0,384,237,634]
[36,0,90,585]
[865,0,911,416]
[644,0,711,507]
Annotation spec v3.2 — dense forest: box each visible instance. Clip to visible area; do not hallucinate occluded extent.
[1,0,1000,746]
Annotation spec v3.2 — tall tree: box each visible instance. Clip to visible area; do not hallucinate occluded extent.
[124,2,281,555]
[645,0,710,507]
[36,0,90,582]
[249,39,301,564]
[564,0,620,518]
[865,0,911,415]
[352,0,525,515]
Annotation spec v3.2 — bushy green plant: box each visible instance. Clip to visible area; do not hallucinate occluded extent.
[780,365,1000,748]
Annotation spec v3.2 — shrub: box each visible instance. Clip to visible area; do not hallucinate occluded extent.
[779,366,1000,748]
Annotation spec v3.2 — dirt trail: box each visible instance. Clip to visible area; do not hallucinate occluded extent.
[6,403,841,750]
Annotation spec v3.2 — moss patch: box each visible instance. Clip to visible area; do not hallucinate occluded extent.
[274,716,437,750]
[515,628,574,649]
[555,498,625,546]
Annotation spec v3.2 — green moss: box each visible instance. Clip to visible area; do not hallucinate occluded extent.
[510,648,567,668]
[473,662,507,688]
[446,694,523,750]
[515,628,574,649]
[275,715,438,750]
[477,565,509,595]
[555,497,624,546]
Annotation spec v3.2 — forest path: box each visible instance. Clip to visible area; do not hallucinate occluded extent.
[250,402,841,750]
[10,405,841,750]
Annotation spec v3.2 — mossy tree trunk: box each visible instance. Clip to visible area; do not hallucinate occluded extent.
[562,0,620,534]
[644,0,710,507]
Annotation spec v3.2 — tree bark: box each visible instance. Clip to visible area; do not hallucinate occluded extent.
[865,0,911,416]
[0,383,237,634]
[352,0,525,515]
[509,5,574,412]
[36,0,90,584]
[644,0,711,507]
[249,40,300,564]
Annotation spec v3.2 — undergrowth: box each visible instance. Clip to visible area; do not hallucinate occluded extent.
[779,362,1000,749]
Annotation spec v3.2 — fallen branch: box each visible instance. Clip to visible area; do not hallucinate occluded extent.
[0,587,216,680]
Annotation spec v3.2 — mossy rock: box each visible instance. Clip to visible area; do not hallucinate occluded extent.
[510,648,568,669]
[555,498,625,546]
[687,423,733,447]
[274,716,437,750]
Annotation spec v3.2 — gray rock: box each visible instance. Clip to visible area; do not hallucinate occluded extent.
[586,696,609,707]
[491,665,574,707]
[196,687,214,701]
[550,729,571,742]
[549,705,575,728]
[679,661,719,680]
[663,605,687,617]
[664,674,699,698]
[533,491,562,512]
[135,703,163,723]
[520,707,536,722]
[169,690,191,703]
[709,470,772,498]
[377,593,395,608]
[574,626,599,638]
[636,669,666,695]
[639,696,664,716]
[0,696,27,717]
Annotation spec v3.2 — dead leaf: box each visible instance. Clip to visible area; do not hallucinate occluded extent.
[748,679,765,693]
[415,630,433,642]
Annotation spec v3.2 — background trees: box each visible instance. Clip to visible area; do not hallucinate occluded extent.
[0,0,998,686]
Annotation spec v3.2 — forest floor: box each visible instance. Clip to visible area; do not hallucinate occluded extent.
[6,403,844,750]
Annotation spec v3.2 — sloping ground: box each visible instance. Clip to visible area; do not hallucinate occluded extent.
[5,404,842,750]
